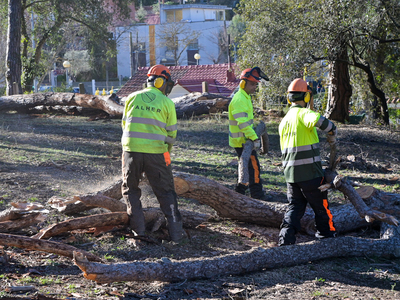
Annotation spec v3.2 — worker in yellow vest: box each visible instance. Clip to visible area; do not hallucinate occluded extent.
[228,67,270,201]
[278,78,337,246]
[121,64,187,243]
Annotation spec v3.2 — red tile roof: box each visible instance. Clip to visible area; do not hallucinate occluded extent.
[117,63,240,98]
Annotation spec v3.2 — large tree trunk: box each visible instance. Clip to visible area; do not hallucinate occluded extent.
[73,224,400,283]
[0,92,230,119]
[6,0,22,96]
[172,92,230,118]
[57,172,397,235]
[325,49,352,123]
[0,93,124,116]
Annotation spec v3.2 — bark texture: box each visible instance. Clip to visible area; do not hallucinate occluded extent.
[0,92,230,119]
[6,0,22,96]
[0,93,123,116]
[73,225,400,283]
[0,213,44,233]
[325,50,352,123]
[0,233,103,262]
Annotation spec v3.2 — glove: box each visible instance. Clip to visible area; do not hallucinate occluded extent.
[253,139,261,150]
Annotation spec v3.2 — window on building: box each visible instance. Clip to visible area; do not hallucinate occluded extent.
[216,11,224,21]
[166,10,183,22]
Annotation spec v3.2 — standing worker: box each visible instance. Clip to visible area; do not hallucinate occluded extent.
[278,78,337,246]
[121,64,187,243]
[228,67,270,201]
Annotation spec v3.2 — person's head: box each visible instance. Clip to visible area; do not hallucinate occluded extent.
[147,65,174,95]
[239,67,269,95]
[287,78,312,107]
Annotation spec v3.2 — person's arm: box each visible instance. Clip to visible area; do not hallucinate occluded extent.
[231,96,258,141]
[165,99,178,152]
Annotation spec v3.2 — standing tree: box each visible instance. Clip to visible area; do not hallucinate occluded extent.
[5,0,22,96]
[236,0,400,124]
[1,0,132,93]
[156,22,201,66]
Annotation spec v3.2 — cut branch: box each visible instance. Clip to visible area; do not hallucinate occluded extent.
[0,233,103,262]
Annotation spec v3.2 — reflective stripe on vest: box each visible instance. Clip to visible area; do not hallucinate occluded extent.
[281,143,320,154]
[282,156,321,167]
[233,112,248,119]
[238,120,253,129]
[122,131,176,144]
[124,116,177,132]
[229,131,245,138]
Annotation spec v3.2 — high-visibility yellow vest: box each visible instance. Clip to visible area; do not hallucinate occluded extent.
[279,105,336,183]
[228,88,258,148]
[121,87,177,154]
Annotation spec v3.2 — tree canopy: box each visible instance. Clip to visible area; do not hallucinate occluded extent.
[236,0,400,124]
[2,0,133,94]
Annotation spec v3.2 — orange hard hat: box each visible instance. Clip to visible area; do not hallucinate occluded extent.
[287,78,308,93]
[147,64,172,80]
[240,67,261,82]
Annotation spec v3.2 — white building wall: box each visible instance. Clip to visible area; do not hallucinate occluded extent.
[116,20,230,79]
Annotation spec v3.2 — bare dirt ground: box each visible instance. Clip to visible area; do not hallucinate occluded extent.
[1,111,400,300]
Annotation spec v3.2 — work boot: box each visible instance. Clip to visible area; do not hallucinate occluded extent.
[235,183,248,195]
[168,221,188,243]
[315,231,337,239]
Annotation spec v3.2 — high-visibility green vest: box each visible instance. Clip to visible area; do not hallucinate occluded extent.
[228,88,258,148]
[121,87,177,154]
[279,105,336,183]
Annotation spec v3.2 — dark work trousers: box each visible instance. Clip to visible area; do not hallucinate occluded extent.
[234,147,264,199]
[121,151,183,236]
[279,177,336,246]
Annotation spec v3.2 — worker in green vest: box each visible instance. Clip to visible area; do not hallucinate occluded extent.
[121,64,187,243]
[228,67,270,201]
[278,78,337,246]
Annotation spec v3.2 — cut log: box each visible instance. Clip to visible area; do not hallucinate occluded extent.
[32,209,210,239]
[172,92,230,119]
[0,233,103,262]
[0,208,28,222]
[32,212,129,239]
[73,194,126,212]
[0,212,45,233]
[73,227,400,283]
[356,186,377,200]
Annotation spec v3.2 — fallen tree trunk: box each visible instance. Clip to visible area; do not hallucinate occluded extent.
[73,224,400,283]
[0,233,103,262]
[0,92,231,119]
[62,172,396,234]
[172,92,230,119]
[0,93,123,117]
